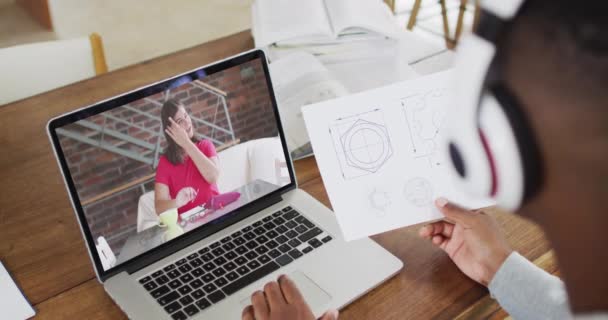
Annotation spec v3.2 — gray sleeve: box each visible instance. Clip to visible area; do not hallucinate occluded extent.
[488,251,572,320]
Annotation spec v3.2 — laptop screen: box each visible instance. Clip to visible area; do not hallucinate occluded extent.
[49,51,294,274]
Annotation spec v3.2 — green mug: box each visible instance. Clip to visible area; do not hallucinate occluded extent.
[158,208,178,227]
[158,208,184,242]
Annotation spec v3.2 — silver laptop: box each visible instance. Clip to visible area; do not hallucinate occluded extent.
[47,49,402,319]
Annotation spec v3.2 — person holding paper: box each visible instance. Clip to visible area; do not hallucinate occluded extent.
[242,1,607,319]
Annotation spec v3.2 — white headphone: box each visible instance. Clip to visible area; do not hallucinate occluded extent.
[445,0,543,210]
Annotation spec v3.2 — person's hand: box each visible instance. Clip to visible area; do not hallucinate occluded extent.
[419,198,512,286]
[165,117,193,149]
[176,187,197,208]
[242,275,339,320]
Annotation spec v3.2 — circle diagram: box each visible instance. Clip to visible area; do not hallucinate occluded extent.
[340,119,392,173]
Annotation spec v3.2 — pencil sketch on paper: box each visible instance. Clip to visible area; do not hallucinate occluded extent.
[330,109,393,180]
[368,187,391,217]
[303,70,494,240]
[403,177,433,207]
[401,88,448,168]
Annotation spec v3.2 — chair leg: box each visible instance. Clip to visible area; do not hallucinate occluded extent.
[407,0,423,30]
[439,0,454,49]
[384,0,396,13]
[89,33,108,74]
[473,0,481,30]
[453,0,468,46]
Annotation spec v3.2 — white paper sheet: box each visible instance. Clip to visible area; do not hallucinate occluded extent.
[0,261,35,319]
[303,70,493,240]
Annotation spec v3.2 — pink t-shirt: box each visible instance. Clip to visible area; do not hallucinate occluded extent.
[155,140,220,215]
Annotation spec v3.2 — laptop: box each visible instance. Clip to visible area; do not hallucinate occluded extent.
[47,49,402,319]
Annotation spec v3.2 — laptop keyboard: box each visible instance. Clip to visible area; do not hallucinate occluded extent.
[137,206,333,320]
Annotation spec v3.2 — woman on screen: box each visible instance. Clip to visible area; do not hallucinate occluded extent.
[154,99,220,216]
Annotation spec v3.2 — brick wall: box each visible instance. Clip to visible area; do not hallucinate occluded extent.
[58,58,278,256]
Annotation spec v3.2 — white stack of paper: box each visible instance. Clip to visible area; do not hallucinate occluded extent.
[252,0,399,45]
[251,0,401,61]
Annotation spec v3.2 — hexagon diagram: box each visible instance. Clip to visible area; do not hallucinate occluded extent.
[330,111,393,179]
[340,120,393,173]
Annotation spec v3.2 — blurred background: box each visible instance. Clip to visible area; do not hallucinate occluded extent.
[0,0,474,71]
[0,0,254,70]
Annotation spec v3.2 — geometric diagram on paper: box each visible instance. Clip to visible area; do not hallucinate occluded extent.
[330,109,393,180]
[341,120,392,172]
[403,177,433,207]
[369,187,391,216]
[401,88,447,167]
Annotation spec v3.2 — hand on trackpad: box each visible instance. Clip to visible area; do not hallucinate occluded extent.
[239,270,332,310]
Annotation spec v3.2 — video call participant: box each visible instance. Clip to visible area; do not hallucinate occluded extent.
[154,99,220,216]
[241,1,608,319]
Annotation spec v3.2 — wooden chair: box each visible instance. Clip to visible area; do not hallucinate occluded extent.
[0,33,108,105]
[405,0,480,49]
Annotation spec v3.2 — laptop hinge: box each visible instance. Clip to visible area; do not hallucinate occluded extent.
[123,193,284,275]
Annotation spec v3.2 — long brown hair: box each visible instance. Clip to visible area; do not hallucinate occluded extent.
[161,99,198,165]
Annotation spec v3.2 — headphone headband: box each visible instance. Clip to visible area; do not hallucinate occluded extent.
[444,0,543,210]
[481,0,525,20]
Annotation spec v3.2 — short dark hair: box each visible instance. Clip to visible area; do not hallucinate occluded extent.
[496,0,608,97]
[517,0,608,53]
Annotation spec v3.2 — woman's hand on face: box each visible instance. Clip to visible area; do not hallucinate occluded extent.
[165,117,192,149]
[176,187,197,208]
[242,275,339,320]
[418,198,512,287]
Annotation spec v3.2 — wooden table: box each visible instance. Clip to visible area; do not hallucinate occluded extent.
[0,31,557,319]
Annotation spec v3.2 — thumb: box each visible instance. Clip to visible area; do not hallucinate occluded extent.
[319,309,339,320]
[435,197,475,226]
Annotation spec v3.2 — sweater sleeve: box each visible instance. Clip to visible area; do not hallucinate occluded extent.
[488,251,572,320]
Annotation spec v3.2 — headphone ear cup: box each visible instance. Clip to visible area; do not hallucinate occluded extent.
[444,35,496,199]
[478,93,525,209]
[443,128,493,199]
[478,87,543,210]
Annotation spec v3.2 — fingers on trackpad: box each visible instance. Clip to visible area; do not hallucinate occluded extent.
[239,270,332,308]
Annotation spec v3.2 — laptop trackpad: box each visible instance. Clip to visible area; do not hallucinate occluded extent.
[239,271,331,309]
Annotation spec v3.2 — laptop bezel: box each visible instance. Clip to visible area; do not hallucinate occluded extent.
[46,49,297,282]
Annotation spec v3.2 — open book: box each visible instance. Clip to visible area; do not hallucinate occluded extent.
[252,0,400,47]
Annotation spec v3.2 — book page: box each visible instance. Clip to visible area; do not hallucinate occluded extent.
[324,0,400,38]
[302,70,493,241]
[255,0,333,47]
